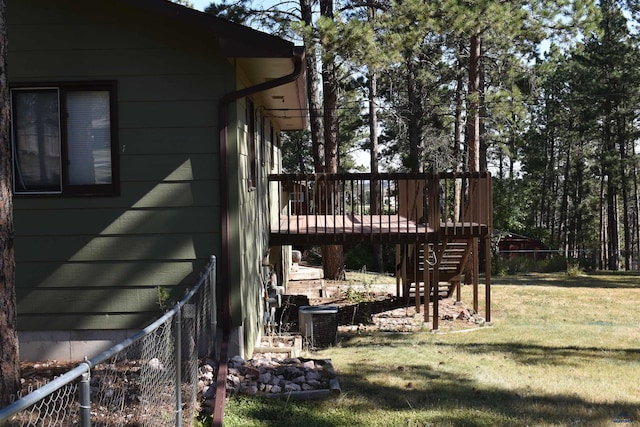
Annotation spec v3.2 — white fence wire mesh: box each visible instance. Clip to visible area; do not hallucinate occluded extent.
[0,256,217,427]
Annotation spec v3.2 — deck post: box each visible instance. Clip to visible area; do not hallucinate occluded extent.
[432,238,439,330]
[395,244,401,298]
[472,238,479,314]
[402,244,409,300]
[414,243,420,313]
[423,243,429,323]
[429,174,441,331]
[485,235,491,322]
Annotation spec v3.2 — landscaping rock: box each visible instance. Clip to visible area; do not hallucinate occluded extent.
[198,355,339,401]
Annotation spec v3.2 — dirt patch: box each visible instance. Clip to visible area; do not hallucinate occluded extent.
[276,279,485,336]
[20,360,79,391]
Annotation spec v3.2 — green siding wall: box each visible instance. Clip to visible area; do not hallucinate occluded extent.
[8,0,232,331]
[230,92,282,357]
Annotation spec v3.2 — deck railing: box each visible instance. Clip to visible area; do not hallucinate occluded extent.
[268,171,492,244]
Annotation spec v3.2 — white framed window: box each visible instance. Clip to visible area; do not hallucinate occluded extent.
[11,82,119,195]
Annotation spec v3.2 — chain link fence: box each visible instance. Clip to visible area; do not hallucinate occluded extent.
[0,256,217,427]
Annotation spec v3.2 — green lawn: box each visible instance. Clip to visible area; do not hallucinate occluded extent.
[223,272,640,426]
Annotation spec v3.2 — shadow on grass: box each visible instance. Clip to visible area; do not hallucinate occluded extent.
[225,394,355,427]
[336,356,639,426]
[227,365,638,426]
[491,271,640,289]
[340,333,640,366]
[224,336,640,426]
[443,341,640,366]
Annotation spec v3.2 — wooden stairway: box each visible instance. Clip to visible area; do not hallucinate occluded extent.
[404,238,473,300]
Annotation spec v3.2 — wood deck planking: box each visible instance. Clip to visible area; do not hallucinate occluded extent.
[270,214,489,245]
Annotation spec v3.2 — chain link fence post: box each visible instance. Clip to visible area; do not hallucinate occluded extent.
[79,370,91,427]
[174,309,183,427]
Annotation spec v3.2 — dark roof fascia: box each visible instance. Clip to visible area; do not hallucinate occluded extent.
[116,0,297,59]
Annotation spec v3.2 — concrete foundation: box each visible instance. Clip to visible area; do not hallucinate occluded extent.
[18,330,138,362]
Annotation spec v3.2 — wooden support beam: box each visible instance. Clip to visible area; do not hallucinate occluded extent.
[472,238,479,314]
[395,244,401,298]
[432,239,440,330]
[402,245,408,300]
[485,236,491,322]
[432,263,439,330]
[423,243,430,323]
[415,243,420,313]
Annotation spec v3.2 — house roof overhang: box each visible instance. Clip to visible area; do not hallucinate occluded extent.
[117,0,307,131]
[234,49,307,131]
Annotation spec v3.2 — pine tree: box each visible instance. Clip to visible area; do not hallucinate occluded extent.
[0,0,19,406]
[569,0,640,269]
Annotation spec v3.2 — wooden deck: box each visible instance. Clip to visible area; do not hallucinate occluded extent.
[268,171,492,246]
[270,214,489,245]
[267,171,494,330]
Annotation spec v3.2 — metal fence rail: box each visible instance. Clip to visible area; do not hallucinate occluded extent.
[0,256,217,427]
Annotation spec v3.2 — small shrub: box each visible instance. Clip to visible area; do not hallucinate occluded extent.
[492,255,568,275]
[538,255,568,272]
[567,263,584,277]
[491,256,508,277]
[157,286,170,311]
[343,286,368,304]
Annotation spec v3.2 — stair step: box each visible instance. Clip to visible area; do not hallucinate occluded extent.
[405,241,470,292]
[408,282,452,298]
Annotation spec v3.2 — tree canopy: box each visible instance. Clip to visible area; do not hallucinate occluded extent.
[205,0,640,271]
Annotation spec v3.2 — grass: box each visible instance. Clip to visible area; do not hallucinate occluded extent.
[224,272,640,426]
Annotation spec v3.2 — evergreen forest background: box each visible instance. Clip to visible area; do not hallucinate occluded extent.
[203,0,640,273]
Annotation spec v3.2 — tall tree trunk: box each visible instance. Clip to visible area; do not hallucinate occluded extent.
[479,40,487,172]
[539,132,554,230]
[606,181,620,270]
[618,116,631,270]
[300,0,324,174]
[550,168,560,245]
[559,135,571,255]
[406,58,421,173]
[453,42,464,221]
[467,34,481,173]
[368,69,383,272]
[319,0,343,279]
[366,5,383,272]
[464,34,481,286]
[543,98,558,242]
[571,141,586,259]
[599,173,606,270]
[602,109,619,270]
[632,143,640,270]
[321,0,338,175]
[0,0,19,405]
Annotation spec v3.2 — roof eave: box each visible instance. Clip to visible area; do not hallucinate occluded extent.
[117,0,296,58]
[117,0,307,130]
